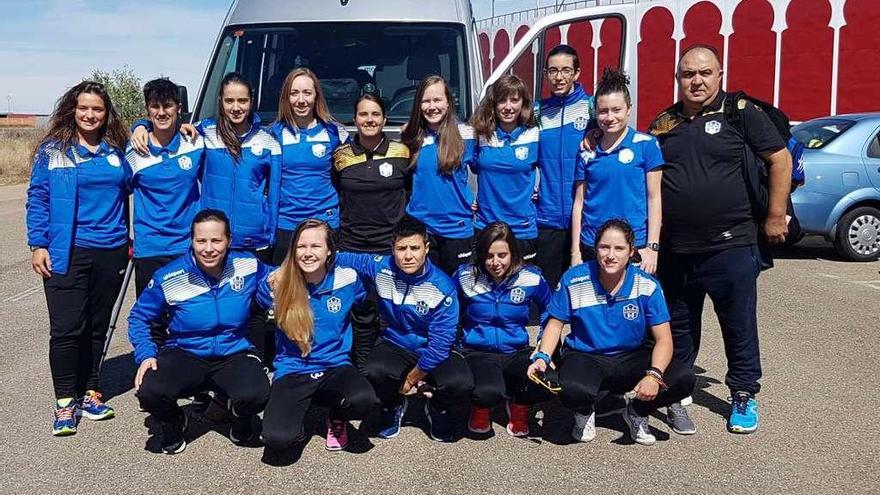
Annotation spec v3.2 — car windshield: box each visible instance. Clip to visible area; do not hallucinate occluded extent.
[195,22,469,126]
[791,118,856,149]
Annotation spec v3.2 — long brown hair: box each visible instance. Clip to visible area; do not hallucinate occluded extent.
[276,68,335,127]
[216,72,253,161]
[273,219,337,357]
[470,75,536,142]
[401,75,464,174]
[36,81,128,156]
[473,222,524,280]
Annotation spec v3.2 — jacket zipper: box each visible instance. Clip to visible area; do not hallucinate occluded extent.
[558,100,566,228]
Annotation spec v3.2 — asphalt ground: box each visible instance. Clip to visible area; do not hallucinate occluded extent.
[0,183,878,494]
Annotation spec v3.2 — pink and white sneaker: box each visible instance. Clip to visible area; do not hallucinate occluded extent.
[325,418,349,451]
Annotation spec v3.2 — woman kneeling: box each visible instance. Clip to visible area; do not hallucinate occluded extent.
[528,219,695,445]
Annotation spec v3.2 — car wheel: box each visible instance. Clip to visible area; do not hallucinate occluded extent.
[834,206,880,261]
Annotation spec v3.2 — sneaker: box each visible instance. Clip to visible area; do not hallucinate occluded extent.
[505,402,530,437]
[325,418,350,451]
[667,402,697,435]
[190,392,212,413]
[79,391,115,421]
[229,414,257,444]
[571,411,596,442]
[52,398,78,437]
[622,402,656,446]
[467,405,491,434]
[160,415,188,455]
[728,392,759,434]
[377,398,407,439]
[425,402,455,443]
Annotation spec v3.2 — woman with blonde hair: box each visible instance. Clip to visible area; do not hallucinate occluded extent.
[259,219,379,455]
[269,68,350,265]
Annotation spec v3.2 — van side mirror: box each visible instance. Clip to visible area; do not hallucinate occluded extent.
[177,85,191,122]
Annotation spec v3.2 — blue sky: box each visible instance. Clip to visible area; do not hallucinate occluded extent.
[0,0,555,114]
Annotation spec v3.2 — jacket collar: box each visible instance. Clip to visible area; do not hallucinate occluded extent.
[546,82,587,107]
[147,130,182,156]
[352,133,390,155]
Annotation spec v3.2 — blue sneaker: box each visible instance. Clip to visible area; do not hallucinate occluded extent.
[79,391,115,420]
[728,392,759,434]
[377,398,407,439]
[52,398,78,436]
[425,402,456,443]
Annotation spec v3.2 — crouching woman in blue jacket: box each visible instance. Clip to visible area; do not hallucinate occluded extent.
[128,209,271,455]
[455,222,553,438]
[259,219,379,455]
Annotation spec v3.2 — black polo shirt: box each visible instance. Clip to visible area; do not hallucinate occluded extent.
[649,91,785,253]
[332,134,411,253]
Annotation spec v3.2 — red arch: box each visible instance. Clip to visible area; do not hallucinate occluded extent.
[780,0,833,120]
[541,26,563,99]
[838,0,880,114]
[512,25,535,96]
[492,29,511,70]
[479,32,491,81]
[637,7,676,130]
[597,17,623,77]
[727,0,775,102]
[566,21,595,91]
[681,1,725,61]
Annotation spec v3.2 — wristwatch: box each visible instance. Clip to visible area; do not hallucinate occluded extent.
[646,242,660,252]
[29,245,46,252]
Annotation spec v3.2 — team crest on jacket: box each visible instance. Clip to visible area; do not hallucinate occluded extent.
[379,162,393,178]
[230,275,245,292]
[510,287,526,304]
[251,142,263,155]
[623,303,639,320]
[573,116,589,131]
[106,154,121,167]
[327,296,342,313]
[178,156,193,170]
[415,300,430,316]
[618,149,634,164]
[312,143,327,158]
[704,120,722,135]
[515,146,529,161]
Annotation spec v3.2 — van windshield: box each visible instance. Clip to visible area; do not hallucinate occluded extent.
[195,23,469,126]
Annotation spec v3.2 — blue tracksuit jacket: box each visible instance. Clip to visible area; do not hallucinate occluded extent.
[127,250,270,364]
[336,252,459,372]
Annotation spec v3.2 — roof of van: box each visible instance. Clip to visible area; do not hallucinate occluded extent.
[226,0,473,25]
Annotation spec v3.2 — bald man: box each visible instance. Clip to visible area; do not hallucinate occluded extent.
[648,45,792,435]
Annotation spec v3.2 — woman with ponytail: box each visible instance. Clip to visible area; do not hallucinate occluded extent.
[260,219,379,455]
[570,68,664,274]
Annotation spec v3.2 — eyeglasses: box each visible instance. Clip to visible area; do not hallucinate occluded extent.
[544,67,576,78]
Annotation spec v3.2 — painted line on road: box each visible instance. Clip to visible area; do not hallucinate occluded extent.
[814,273,880,291]
[3,285,42,303]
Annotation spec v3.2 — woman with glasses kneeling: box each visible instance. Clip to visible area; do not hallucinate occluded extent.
[527,219,695,445]
[259,219,379,455]
[128,209,272,455]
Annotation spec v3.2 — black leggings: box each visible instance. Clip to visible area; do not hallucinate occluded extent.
[363,341,474,411]
[261,365,379,451]
[558,347,695,416]
[44,245,127,399]
[137,347,270,423]
[465,348,552,407]
[426,232,474,276]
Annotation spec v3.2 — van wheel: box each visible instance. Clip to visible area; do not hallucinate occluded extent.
[834,206,880,261]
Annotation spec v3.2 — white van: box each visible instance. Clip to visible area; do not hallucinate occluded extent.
[187,0,630,128]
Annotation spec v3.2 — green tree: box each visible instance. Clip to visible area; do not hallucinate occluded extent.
[86,66,143,127]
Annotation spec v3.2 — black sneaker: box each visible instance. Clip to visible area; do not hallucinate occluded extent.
[230,414,256,444]
[425,402,455,443]
[160,415,188,455]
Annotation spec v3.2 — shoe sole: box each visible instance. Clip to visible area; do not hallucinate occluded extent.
[468,424,492,434]
[325,442,349,452]
[52,427,76,437]
[571,426,596,443]
[162,440,187,455]
[80,410,115,421]
[621,410,656,446]
[727,423,758,434]
[671,426,697,435]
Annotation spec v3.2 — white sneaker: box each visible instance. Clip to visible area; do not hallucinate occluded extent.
[622,402,656,446]
[571,411,596,442]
